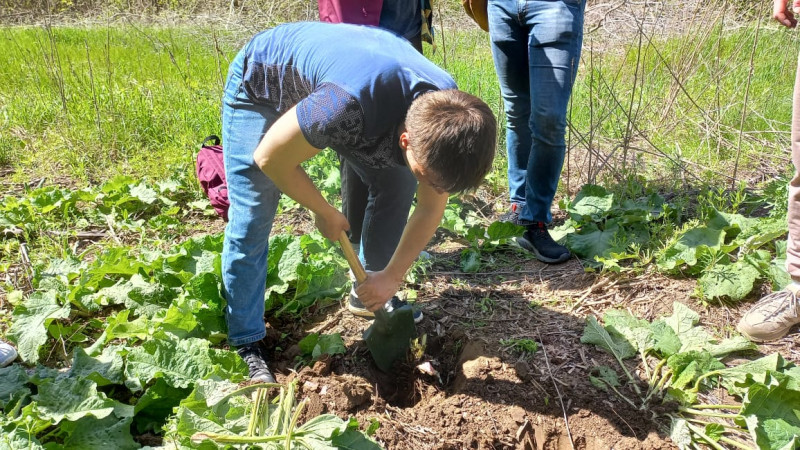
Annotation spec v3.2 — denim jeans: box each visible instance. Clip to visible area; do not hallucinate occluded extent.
[488,0,585,224]
[221,49,417,346]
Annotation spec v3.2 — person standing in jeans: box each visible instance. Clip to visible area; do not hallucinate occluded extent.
[489,0,585,263]
[738,0,800,342]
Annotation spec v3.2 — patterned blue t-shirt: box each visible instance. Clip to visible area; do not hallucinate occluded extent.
[240,21,457,169]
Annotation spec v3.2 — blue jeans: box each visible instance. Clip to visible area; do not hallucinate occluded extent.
[221,49,417,346]
[488,0,585,224]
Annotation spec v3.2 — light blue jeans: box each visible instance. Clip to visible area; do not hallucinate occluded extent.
[488,0,585,224]
[221,49,417,346]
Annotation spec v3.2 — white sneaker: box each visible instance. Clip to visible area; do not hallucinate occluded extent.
[0,341,18,367]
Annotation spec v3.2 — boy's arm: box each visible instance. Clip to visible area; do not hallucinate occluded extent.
[253,105,349,240]
[355,181,449,310]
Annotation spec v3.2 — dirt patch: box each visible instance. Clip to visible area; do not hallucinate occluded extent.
[258,219,800,450]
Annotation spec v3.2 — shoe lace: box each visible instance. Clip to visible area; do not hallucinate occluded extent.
[239,346,269,372]
[759,288,800,320]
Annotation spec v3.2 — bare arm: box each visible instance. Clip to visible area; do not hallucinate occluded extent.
[252,105,349,240]
[355,181,449,310]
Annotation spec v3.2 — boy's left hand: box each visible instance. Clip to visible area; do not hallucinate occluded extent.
[355,270,402,311]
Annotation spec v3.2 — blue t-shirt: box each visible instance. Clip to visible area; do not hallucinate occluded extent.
[241,21,456,169]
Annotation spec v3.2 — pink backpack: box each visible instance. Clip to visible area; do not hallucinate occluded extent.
[196,135,229,221]
[318,0,383,25]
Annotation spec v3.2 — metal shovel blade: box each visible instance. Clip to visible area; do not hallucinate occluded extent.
[363,306,417,372]
[337,232,417,372]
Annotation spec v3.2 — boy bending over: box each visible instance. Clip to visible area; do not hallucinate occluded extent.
[221,22,497,382]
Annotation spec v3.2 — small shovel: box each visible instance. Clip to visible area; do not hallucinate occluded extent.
[338,232,417,372]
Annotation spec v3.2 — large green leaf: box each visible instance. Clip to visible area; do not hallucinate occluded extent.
[666,351,725,391]
[657,227,725,271]
[0,422,46,450]
[58,415,139,450]
[566,222,623,261]
[123,274,179,318]
[602,309,653,353]
[670,418,693,450]
[717,354,786,396]
[33,377,116,423]
[698,259,760,301]
[485,221,524,242]
[133,378,192,434]
[8,290,71,363]
[566,184,614,222]
[299,333,347,360]
[69,346,125,386]
[664,302,699,336]
[740,377,800,450]
[581,316,636,360]
[0,365,30,410]
[648,320,682,357]
[125,336,246,391]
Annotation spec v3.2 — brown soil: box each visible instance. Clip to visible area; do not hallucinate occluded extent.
[262,227,798,450]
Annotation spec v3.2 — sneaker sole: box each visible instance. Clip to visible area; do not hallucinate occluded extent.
[346,302,376,318]
[515,237,570,264]
[736,323,793,343]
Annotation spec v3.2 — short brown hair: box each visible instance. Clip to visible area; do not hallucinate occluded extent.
[406,90,497,193]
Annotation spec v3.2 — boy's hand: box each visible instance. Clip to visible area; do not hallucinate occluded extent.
[774,0,799,27]
[314,207,350,241]
[354,270,402,311]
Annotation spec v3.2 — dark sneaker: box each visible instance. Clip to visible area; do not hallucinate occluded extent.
[348,289,423,323]
[737,285,800,342]
[499,203,523,225]
[516,222,570,264]
[236,340,276,383]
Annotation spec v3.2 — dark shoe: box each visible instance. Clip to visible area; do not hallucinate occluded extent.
[348,289,423,323]
[236,340,276,383]
[517,222,570,264]
[499,203,524,225]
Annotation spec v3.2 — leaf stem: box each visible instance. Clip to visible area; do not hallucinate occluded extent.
[192,432,293,444]
[688,404,741,411]
[679,407,740,419]
[685,423,726,450]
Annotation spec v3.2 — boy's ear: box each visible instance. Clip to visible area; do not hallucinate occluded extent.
[398,131,410,150]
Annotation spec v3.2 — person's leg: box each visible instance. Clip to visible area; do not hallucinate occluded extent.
[523,0,585,224]
[787,52,800,282]
[738,50,800,342]
[342,160,423,321]
[340,155,368,251]
[221,49,281,380]
[488,0,531,214]
[408,33,423,53]
[347,163,417,271]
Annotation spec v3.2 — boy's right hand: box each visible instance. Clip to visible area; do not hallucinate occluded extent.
[774,0,800,27]
[314,207,350,241]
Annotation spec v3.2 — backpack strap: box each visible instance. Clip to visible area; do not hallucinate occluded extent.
[202,135,221,147]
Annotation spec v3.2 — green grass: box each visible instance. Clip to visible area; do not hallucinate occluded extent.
[1,19,797,191]
[569,21,799,184]
[0,26,242,182]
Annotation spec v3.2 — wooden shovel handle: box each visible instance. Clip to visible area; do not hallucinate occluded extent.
[338,231,367,284]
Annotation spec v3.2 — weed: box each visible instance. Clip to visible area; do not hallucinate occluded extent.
[500,338,539,356]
